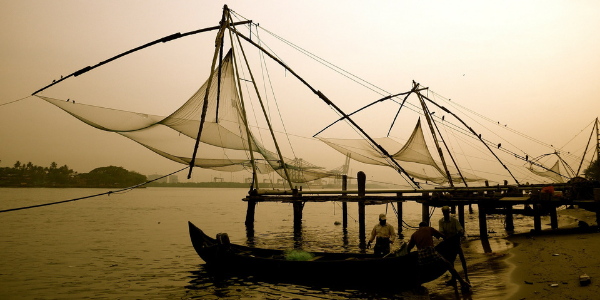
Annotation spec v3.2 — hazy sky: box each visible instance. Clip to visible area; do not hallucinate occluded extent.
[1,1,599,185]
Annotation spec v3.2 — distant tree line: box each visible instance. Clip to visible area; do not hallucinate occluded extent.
[0,161,146,188]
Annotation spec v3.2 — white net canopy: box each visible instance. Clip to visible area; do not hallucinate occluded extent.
[528,160,565,183]
[38,50,337,183]
[319,119,484,184]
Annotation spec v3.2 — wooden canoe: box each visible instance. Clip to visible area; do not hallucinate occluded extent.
[188,221,459,287]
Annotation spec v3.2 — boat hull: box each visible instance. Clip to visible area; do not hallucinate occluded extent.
[188,221,458,286]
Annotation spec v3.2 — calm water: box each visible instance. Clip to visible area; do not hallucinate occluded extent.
[0,187,564,299]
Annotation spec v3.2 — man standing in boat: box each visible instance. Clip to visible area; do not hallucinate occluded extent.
[438,205,469,285]
[407,222,471,293]
[367,213,396,256]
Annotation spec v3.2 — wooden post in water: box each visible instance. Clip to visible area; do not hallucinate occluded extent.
[478,201,492,253]
[245,200,256,225]
[550,205,558,230]
[458,204,465,230]
[342,175,348,228]
[397,192,403,234]
[478,202,487,238]
[533,204,542,232]
[292,188,303,227]
[293,201,303,225]
[422,192,430,225]
[505,205,515,232]
[357,172,366,248]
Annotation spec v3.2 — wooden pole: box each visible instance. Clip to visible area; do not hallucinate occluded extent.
[533,204,542,232]
[550,205,558,230]
[478,203,487,236]
[342,175,348,228]
[478,201,492,253]
[245,200,256,226]
[505,205,515,232]
[293,201,303,227]
[415,83,454,187]
[422,192,430,225]
[228,26,421,189]
[292,188,303,228]
[397,192,403,234]
[226,17,259,189]
[419,92,520,185]
[458,204,465,230]
[188,8,228,179]
[358,171,366,248]
[230,16,295,190]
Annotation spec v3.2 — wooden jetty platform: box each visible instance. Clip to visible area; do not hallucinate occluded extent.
[244,172,600,252]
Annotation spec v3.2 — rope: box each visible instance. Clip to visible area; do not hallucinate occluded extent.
[0,166,189,213]
[0,96,31,107]
[389,201,420,229]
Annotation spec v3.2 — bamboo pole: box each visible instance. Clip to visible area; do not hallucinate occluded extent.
[187,8,229,179]
[419,92,521,185]
[229,13,294,190]
[387,89,418,136]
[314,91,411,137]
[414,82,454,187]
[226,12,259,189]
[227,25,421,189]
[32,20,251,96]
[417,85,470,187]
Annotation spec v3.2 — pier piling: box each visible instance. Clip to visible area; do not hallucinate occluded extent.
[422,192,430,225]
[458,204,465,229]
[550,205,558,230]
[245,200,256,225]
[342,175,348,228]
[533,204,542,232]
[505,205,515,232]
[397,192,403,234]
[357,172,366,248]
[478,202,492,253]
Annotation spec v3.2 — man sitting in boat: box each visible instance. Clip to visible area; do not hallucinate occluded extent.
[438,206,469,285]
[407,222,471,292]
[367,213,396,256]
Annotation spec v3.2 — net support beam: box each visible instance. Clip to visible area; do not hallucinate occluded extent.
[228,25,421,189]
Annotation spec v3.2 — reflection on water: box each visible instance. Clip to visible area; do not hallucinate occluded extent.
[185,265,428,300]
[427,254,511,300]
[1,188,547,299]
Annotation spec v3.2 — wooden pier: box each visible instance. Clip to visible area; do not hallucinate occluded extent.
[244,172,600,252]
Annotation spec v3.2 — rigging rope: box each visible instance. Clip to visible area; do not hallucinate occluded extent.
[0,167,189,213]
[0,96,31,107]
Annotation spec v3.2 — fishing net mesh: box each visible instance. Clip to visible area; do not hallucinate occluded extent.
[38,50,335,183]
[319,119,484,184]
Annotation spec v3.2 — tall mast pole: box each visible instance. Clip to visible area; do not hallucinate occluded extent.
[228,13,295,190]
[228,26,421,189]
[225,9,260,190]
[187,5,229,179]
[414,81,454,186]
[418,92,520,185]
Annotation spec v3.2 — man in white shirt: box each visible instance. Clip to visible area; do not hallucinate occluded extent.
[367,213,396,256]
[438,206,469,285]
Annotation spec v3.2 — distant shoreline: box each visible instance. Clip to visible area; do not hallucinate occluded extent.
[0,182,387,189]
